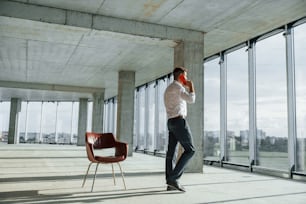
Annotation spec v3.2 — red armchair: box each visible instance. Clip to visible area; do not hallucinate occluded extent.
[82,132,128,192]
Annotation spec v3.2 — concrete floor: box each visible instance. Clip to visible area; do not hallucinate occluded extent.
[1,144,306,204]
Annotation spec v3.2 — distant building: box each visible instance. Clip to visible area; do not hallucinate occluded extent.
[0,131,8,142]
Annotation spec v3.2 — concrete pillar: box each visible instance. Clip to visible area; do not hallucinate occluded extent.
[117,71,135,156]
[174,41,185,67]
[77,98,88,146]
[92,92,105,133]
[8,98,21,144]
[174,37,204,173]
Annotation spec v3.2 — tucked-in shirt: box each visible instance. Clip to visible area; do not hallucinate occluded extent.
[164,80,195,119]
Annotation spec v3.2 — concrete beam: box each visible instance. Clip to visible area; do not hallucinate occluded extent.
[0,80,104,94]
[0,0,203,42]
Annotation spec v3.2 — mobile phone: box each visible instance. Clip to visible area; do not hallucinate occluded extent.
[179,74,187,85]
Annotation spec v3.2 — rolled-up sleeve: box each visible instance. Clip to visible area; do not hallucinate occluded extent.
[181,90,195,104]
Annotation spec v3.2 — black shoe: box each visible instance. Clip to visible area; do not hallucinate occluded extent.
[166,181,186,192]
[167,185,177,191]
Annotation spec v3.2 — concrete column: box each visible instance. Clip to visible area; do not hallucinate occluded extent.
[117,71,135,156]
[77,98,88,146]
[174,41,184,67]
[8,98,21,144]
[174,37,204,173]
[92,92,105,133]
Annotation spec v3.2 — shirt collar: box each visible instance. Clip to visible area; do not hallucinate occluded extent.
[174,80,183,87]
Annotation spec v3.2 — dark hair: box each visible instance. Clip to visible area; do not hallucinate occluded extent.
[173,67,187,80]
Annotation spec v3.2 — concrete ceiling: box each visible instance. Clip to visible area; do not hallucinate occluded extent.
[0,0,305,101]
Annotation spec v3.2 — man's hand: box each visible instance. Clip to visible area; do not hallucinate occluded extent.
[186,80,195,93]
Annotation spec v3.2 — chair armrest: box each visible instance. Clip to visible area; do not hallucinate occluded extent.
[115,141,128,158]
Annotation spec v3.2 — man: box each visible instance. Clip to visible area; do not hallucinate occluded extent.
[164,67,196,192]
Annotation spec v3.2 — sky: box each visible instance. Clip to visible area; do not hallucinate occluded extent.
[204,22,306,139]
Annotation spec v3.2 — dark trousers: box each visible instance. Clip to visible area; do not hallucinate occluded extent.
[166,117,195,183]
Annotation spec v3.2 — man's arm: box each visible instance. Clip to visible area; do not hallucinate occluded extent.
[181,80,195,103]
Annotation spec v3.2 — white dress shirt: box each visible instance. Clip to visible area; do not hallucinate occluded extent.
[164,80,195,119]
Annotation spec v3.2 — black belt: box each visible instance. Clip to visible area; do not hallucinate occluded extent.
[169,115,184,120]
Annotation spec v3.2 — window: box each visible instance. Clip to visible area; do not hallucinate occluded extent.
[17,101,79,144]
[226,46,249,165]
[57,102,73,144]
[204,58,221,161]
[0,102,10,143]
[41,102,56,143]
[146,82,156,152]
[18,102,27,143]
[26,102,42,143]
[136,86,146,150]
[103,98,117,135]
[134,76,172,153]
[155,77,169,153]
[71,102,79,144]
[256,32,288,170]
[133,90,138,150]
[295,22,306,174]
[87,101,93,132]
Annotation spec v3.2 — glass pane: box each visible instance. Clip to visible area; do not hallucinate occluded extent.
[71,102,79,144]
[103,101,106,132]
[204,58,221,161]
[295,22,306,173]
[104,100,110,132]
[41,102,56,144]
[107,99,113,133]
[113,98,117,135]
[87,101,92,132]
[0,102,10,143]
[256,32,288,170]
[57,102,73,144]
[104,98,116,134]
[226,47,249,165]
[146,82,155,152]
[137,86,146,150]
[18,102,27,143]
[133,90,138,150]
[27,102,42,143]
[156,78,168,153]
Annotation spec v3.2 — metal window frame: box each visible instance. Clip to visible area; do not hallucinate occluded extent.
[70,102,74,143]
[113,97,117,135]
[248,40,257,171]
[154,80,160,153]
[220,53,228,164]
[144,83,149,150]
[24,101,29,142]
[135,89,141,150]
[285,25,297,177]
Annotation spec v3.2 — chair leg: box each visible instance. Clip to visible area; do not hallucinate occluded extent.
[82,162,93,188]
[91,163,100,192]
[117,162,126,190]
[111,163,116,186]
